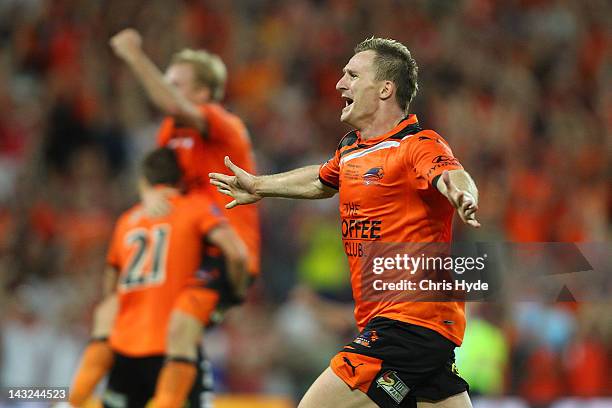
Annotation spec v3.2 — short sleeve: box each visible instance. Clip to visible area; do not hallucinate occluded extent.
[404,131,463,186]
[319,152,340,190]
[188,195,226,236]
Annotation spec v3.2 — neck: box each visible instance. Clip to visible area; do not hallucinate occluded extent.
[358,108,405,141]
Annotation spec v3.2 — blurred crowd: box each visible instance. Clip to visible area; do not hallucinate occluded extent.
[0,0,610,406]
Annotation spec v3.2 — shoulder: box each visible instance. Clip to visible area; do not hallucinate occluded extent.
[200,104,244,126]
[401,128,439,143]
[336,130,359,156]
[200,103,249,139]
[401,129,453,150]
[175,194,223,219]
[114,204,144,230]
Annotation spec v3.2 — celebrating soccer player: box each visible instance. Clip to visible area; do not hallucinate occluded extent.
[211,38,479,408]
[109,28,260,278]
[70,148,248,408]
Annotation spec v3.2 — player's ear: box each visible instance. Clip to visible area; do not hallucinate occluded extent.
[380,80,394,101]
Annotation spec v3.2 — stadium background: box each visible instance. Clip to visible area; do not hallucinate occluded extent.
[0,0,609,407]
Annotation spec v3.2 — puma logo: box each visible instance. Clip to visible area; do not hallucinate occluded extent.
[343,356,365,375]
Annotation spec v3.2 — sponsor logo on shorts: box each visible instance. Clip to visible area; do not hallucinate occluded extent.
[342,356,365,376]
[353,330,379,348]
[376,371,409,404]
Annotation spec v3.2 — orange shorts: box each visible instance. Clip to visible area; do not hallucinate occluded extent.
[331,351,383,394]
[173,287,220,325]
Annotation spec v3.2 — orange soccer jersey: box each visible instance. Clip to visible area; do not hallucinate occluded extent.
[319,115,467,346]
[106,193,223,357]
[157,103,260,274]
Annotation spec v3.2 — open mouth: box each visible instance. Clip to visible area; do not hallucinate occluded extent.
[342,96,354,109]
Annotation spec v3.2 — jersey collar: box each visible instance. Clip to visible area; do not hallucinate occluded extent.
[356,114,421,146]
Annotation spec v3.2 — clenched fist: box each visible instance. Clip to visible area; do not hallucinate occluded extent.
[109,28,142,61]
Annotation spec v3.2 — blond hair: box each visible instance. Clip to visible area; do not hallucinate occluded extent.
[171,48,227,101]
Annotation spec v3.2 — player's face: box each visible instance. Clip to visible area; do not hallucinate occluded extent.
[165,63,210,104]
[336,50,382,128]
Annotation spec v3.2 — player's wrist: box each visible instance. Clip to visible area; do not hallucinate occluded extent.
[252,176,265,197]
[120,46,144,65]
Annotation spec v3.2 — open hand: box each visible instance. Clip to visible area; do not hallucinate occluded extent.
[209,156,261,209]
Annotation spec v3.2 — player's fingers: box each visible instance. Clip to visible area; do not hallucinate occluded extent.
[224,156,239,173]
[462,207,481,227]
[151,207,168,218]
[457,209,468,224]
[216,187,233,197]
[460,198,473,213]
[156,200,171,216]
[464,203,478,217]
[453,190,466,209]
[442,171,457,193]
[210,179,229,189]
[224,156,249,178]
[226,200,238,209]
[467,218,481,228]
[209,172,234,184]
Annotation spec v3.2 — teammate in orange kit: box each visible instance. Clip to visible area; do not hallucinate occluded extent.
[70,148,248,408]
[109,28,260,276]
[211,38,480,408]
[69,29,258,408]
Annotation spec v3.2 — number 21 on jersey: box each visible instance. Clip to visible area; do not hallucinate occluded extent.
[119,224,171,291]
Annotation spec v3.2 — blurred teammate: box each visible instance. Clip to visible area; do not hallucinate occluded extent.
[210,38,479,407]
[109,28,260,277]
[70,148,248,408]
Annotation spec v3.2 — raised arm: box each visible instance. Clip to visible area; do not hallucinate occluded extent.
[209,157,337,209]
[436,169,480,228]
[109,28,205,131]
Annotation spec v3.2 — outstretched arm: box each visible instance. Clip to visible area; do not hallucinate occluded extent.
[436,169,480,228]
[209,157,336,209]
[109,28,205,131]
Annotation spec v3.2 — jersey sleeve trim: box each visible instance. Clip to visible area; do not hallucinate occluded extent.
[432,174,442,190]
[319,175,339,190]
